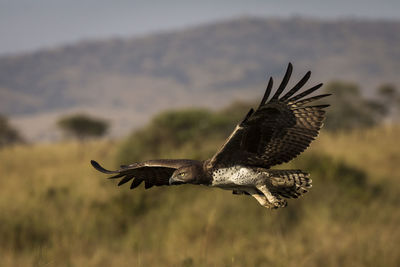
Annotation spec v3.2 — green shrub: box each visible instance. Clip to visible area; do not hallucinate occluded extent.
[118,108,237,163]
[0,114,24,147]
[57,114,109,140]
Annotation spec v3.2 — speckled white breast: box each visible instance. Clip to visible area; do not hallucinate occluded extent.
[211,166,264,188]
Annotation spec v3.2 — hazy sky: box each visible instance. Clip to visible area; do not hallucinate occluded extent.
[1,0,399,55]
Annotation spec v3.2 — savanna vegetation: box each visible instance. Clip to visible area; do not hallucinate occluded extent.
[1,102,399,266]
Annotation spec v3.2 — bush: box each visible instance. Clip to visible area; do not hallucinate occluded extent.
[0,114,24,148]
[118,108,237,163]
[323,81,387,131]
[57,114,109,141]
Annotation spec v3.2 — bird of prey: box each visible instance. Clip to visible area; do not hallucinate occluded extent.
[91,63,330,209]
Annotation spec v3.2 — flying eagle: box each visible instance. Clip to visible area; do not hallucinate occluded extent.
[91,63,330,209]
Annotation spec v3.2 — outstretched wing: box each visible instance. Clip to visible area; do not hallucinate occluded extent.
[91,159,198,189]
[210,63,330,169]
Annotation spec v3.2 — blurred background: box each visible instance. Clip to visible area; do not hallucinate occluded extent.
[0,0,399,266]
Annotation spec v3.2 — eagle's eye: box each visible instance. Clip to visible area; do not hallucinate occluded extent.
[179,172,186,177]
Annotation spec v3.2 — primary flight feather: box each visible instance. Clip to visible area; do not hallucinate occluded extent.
[91,63,330,209]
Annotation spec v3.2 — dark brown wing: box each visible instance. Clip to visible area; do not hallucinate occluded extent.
[91,159,199,189]
[209,63,330,169]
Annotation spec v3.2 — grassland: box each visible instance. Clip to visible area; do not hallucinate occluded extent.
[0,125,399,267]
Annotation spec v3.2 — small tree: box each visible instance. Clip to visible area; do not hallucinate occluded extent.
[57,114,109,141]
[377,84,397,103]
[0,114,24,148]
[376,84,399,121]
[323,81,387,131]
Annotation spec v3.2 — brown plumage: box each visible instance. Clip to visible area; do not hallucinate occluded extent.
[91,159,205,189]
[91,63,330,209]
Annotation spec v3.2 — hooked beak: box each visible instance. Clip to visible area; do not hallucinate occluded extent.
[169,175,185,185]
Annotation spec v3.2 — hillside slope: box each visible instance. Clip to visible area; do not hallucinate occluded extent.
[1,17,399,140]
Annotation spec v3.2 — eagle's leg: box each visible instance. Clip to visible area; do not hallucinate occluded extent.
[245,188,276,209]
[256,185,287,209]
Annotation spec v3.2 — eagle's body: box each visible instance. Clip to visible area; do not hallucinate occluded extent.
[208,163,311,208]
[211,165,263,187]
[91,63,329,209]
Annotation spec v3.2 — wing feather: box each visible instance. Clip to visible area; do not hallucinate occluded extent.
[271,63,292,100]
[258,77,274,108]
[293,94,331,106]
[289,83,324,102]
[280,71,311,101]
[209,64,329,169]
[91,159,199,189]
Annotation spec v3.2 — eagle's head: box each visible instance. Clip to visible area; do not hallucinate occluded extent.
[169,164,206,185]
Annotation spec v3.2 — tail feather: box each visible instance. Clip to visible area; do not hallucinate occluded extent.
[267,170,312,199]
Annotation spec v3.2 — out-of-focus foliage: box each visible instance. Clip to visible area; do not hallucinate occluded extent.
[1,123,399,266]
[118,108,240,163]
[0,114,23,148]
[57,114,109,141]
[118,101,264,164]
[323,81,388,131]
[376,83,400,120]
[377,84,398,104]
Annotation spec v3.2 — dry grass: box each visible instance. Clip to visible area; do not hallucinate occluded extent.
[0,126,399,266]
[313,125,400,183]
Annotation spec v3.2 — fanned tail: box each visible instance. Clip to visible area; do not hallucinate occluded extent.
[267,170,312,199]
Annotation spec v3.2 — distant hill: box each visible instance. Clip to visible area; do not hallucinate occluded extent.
[1,17,399,141]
